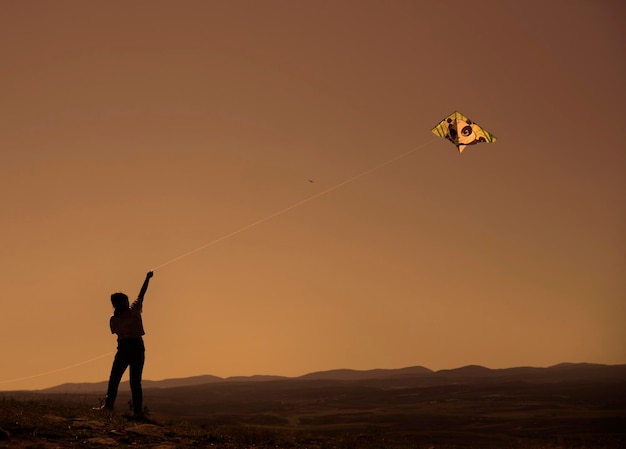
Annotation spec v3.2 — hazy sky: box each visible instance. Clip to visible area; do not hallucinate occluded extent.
[2,0,624,391]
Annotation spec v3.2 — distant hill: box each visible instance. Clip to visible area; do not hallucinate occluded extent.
[33,362,626,395]
[297,365,433,381]
[39,374,291,394]
[40,374,223,394]
[436,363,626,383]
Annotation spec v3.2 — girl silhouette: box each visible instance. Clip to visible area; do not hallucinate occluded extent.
[102,271,153,416]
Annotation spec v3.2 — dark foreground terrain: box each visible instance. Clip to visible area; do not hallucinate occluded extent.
[2,364,625,448]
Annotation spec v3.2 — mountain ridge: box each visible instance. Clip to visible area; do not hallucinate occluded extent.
[31,362,626,394]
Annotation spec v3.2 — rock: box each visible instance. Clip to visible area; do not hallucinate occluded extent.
[43,414,68,423]
[125,423,167,437]
[73,419,107,429]
[85,437,118,445]
[0,428,10,440]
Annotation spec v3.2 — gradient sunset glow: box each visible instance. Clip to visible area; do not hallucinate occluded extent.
[1,1,624,391]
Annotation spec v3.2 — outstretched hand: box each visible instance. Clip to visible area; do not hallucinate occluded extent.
[138,271,153,300]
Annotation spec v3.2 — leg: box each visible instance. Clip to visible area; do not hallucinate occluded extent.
[128,341,145,415]
[105,349,129,409]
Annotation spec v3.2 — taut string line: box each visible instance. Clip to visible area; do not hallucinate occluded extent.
[151,138,437,271]
[0,138,437,387]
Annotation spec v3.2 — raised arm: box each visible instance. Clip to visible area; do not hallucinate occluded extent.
[138,271,154,301]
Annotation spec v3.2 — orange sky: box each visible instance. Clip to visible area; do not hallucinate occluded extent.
[1,0,625,391]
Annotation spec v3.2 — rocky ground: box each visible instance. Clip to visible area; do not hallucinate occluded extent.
[2,395,624,449]
[0,397,323,449]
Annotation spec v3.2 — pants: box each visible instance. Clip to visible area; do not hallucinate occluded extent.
[105,338,145,414]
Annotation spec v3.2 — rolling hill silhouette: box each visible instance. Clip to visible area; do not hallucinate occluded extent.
[37,362,626,394]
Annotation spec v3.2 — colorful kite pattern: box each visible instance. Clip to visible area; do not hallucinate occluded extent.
[432,111,496,153]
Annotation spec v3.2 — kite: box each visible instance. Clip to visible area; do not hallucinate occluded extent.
[432,111,496,153]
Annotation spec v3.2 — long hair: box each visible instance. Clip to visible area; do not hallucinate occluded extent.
[110,292,129,317]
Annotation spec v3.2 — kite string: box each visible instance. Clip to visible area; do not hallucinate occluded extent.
[152,137,438,271]
[1,137,438,388]
[0,351,114,385]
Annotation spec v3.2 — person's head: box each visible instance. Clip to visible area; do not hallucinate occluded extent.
[111,292,129,316]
